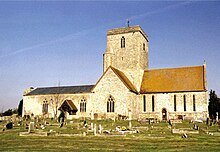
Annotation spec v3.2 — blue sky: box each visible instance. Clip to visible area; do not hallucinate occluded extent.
[0,1,220,111]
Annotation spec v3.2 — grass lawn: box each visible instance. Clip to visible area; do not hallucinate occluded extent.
[0,119,220,151]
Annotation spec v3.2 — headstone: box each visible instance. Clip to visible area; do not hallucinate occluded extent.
[28,122,35,133]
[116,126,120,132]
[98,124,102,134]
[90,123,94,130]
[94,124,97,136]
[83,132,86,136]
[6,122,13,129]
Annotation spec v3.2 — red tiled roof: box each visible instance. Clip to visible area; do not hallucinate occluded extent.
[140,65,206,93]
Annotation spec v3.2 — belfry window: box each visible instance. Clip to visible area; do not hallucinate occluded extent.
[143,95,146,112]
[183,95,186,111]
[42,100,48,114]
[121,36,125,48]
[174,95,177,112]
[193,95,196,111]
[107,95,115,112]
[80,97,86,112]
[152,95,155,112]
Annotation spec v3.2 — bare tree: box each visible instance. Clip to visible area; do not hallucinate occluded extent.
[50,82,63,120]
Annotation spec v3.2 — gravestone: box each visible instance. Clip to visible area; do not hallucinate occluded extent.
[98,124,102,134]
[83,132,86,136]
[94,124,97,136]
[90,123,94,130]
[28,122,35,133]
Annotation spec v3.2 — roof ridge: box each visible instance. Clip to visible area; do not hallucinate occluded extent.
[145,65,204,72]
[35,84,95,89]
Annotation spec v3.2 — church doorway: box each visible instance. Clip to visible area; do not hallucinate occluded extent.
[162,108,167,120]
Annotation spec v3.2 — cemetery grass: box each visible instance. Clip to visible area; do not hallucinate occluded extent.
[0,119,220,151]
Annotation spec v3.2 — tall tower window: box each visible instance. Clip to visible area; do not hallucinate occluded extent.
[183,95,186,111]
[42,100,48,114]
[143,43,145,50]
[107,95,115,112]
[193,95,196,111]
[121,36,125,48]
[143,95,146,112]
[174,95,177,112]
[152,95,155,112]
[80,97,87,112]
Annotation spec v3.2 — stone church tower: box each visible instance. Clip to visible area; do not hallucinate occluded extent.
[103,26,149,91]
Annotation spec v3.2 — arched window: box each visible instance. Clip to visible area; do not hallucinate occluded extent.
[143,95,146,112]
[174,95,176,112]
[42,99,48,114]
[193,95,196,111]
[107,95,115,112]
[152,95,155,112]
[80,97,86,112]
[183,95,186,111]
[121,36,125,48]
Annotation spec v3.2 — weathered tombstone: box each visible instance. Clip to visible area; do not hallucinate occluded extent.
[90,123,94,130]
[94,124,97,136]
[28,122,35,133]
[6,122,13,129]
[83,132,86,136]
[194,124,197,130]
[98,124,102,134]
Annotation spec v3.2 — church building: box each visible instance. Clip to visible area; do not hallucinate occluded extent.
[22,25,208,120]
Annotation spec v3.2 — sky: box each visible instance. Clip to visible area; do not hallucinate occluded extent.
[0,1,220,112]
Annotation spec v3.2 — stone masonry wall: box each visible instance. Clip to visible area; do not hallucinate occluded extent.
[23,93,92,119]
[139,91,208,120]
[103,28,148,91]
[92,68,137,119]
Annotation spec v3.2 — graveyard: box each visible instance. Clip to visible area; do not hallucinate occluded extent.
[0,117,220,151]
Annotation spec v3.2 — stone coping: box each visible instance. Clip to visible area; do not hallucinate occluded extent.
[19,132,48,136]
